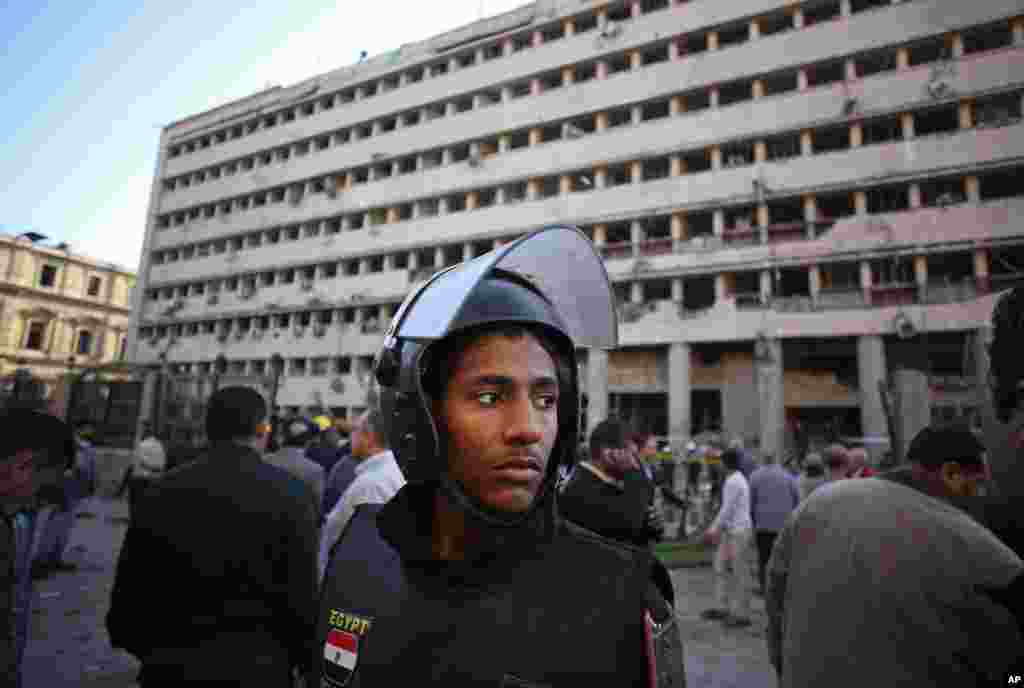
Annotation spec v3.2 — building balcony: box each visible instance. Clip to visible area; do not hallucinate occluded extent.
[600,241,634,260]
[814,287,868,310]
[637,238,673,257]
[870,282,918,307]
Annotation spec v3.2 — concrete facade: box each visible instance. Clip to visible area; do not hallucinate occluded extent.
[130,0,1022,444]
[0,234,135,390]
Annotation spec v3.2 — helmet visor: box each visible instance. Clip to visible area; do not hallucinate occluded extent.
[391,225,618,349]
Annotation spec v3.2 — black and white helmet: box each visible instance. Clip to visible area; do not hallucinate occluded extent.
[373,225,617,525]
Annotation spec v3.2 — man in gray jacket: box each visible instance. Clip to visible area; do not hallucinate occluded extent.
[766,423,1023,687]
[264,417,325,516]
[748,453,800,593]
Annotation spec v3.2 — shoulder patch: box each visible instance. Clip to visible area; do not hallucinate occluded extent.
[322,610,374,687]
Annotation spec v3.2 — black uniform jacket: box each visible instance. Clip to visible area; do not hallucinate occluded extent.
[558,462,656,548]
[107,442,319,684]
[313,482,683,688]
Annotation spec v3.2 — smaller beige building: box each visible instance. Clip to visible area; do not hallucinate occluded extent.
[0,234,136,389]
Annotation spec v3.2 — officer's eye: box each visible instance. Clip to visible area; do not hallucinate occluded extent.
[535,394,558,410]
[476,391,499,406]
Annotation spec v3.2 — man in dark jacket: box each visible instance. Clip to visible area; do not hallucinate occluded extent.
[107,386,318,687]
[559,418,664,548]
[313,226,684,687]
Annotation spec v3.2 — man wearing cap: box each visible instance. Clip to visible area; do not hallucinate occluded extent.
[312,226,684,687]
[766,422,1023,686]
[108,386,318,686]
[264,417,326,517]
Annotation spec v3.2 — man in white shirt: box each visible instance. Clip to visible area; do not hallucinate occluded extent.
[318,404,405,582]
[702,447,753,628]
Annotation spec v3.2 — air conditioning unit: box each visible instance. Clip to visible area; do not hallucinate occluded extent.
[313,324,327,338]
[330,377,345,394]
[252,329,265,340]
[467,151,482,168]
[926,80,950,99]
[300,279,314,292]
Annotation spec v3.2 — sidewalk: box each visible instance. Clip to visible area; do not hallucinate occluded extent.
[23,496,139,687]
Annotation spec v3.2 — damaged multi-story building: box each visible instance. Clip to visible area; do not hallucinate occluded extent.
[129,0,1024,456]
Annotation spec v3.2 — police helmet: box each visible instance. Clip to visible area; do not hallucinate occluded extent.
[374,225,617,525]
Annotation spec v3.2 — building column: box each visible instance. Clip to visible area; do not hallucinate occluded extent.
[858,335,888,446]
[434,246,445,269]
[913,255,928,301]
[959,101,974,129]
[760,270,773,304]
[528,128,542,147]
[587,349,609,437]
[809,265,822,303]
[965,175,981,203]
[630,282,643,304]
[596,61,608,80]
[800,130,814,156]
[408,251,419,271]
[563,18,575,37]
[860,259,874,304]
[803,195,819,239]
[593,223,608,247]
[854,190,868,216]
[671,278,684,302]
[908,183,923,209]
[1013,17,1024,45]
[896,47,910,70]
[712,209,725,237]
[850,122,864,148]
[797,68,810,91]
[463,242,474,261]
[901,112,915,139]
[839,0,852,16]
[594,165,608,188]
[844,59,858,82]
[893,368,930,459]
[756,338,785,460]
[562,66,575,87]
[671,212,687,250]
[595,112,609,132]
[949,32,964,58]
[668,342,692,451]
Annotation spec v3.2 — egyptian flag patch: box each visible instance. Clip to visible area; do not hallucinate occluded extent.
[323,629,359,686]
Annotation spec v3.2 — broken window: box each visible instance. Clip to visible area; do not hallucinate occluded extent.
[851,0,891,13]
[607,53,631,77]
[975,91,1023,128]
[863,115,903,145]
[644,157,672,181]
[718,23,749,49]
[760,10,795,37]
[806,61,844,88]
[641,42,670,66]
[856,48,898,78]
[683,277,715,311]
[813,125,851,155]
[867,184,910,213]
[804,0,841,25]
[979,166,1024,202]
[963,21,1013,55]
[642,99,670,121]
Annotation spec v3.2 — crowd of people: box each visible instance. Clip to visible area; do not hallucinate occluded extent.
[2,225,1022,687]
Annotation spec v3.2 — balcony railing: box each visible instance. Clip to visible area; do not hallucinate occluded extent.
[920,281,980,305]
[638,237,673,257]
[765,221,806,244]
[734,292,766,310]
[722,226,759,247]
[600,241,634,259]
[815,288,867,310]
[871,282,918,307]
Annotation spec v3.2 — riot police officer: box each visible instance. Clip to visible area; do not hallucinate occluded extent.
[313,225,684,687]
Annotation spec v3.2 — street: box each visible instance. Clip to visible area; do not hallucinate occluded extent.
[24,496,776,687]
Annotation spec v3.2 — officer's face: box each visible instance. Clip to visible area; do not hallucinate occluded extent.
[434,333,559,513]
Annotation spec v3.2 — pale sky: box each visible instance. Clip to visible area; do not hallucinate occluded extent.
[0,0,529,273]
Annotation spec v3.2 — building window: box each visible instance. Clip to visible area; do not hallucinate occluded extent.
[77,331,93,355]
[87,276,102,296]
[24,322,46,350]
[39,265,57,288]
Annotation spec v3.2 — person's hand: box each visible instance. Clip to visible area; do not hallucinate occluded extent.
[602,447,640,479]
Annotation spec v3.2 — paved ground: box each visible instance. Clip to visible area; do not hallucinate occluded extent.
[23,496,776,687]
